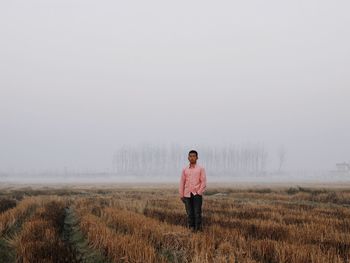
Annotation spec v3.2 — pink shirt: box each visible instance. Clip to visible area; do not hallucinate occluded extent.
[179,163,207,197]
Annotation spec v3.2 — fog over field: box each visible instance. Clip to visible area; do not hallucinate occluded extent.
[0,1,349,184]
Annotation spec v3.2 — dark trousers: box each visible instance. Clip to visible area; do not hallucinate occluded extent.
[183,192,203,231]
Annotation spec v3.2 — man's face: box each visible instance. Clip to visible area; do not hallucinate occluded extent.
[188,153,198,164]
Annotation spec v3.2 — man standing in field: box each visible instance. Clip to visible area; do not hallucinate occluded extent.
[179,150,207,232]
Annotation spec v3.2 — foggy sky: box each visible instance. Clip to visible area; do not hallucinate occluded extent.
[1,0,349,173]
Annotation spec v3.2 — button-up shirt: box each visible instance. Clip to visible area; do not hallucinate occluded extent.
[179,163,207,198]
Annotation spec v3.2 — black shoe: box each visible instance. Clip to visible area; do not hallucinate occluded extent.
[194,225,203,232]
[187,225,195,231]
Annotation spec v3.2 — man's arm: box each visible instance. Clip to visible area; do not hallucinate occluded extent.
[197,167,207,195]
[179,168,185,197]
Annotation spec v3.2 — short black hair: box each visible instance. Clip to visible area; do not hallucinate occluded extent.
[188,150,198,157]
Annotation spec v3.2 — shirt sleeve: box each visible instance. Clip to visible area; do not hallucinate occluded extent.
[197,167,207,195]
[179,168,185,197]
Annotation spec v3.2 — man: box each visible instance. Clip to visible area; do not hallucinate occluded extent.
[179,150,207,232]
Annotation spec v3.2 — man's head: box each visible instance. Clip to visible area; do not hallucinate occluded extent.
[188,150,198,164]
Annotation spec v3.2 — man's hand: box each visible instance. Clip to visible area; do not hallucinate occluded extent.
[180,197,185,203]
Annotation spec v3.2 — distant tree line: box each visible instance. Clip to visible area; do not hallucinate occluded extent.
[112,142,269,177]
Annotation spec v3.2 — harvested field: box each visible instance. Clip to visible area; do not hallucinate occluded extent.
[0,184,349,262]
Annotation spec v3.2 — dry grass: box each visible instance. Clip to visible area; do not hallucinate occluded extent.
[7,197,77,262]
[0,185,349,262]
[0,197,39,236]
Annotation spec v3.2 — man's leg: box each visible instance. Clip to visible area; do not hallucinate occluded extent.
[193,194,203,232]
[184,193,195,230]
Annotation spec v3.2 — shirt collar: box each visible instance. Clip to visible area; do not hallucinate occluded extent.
[188,163,198,168]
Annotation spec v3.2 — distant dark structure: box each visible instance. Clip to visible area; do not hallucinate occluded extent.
[336,162,350,172]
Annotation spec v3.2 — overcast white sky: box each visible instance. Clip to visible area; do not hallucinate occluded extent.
[0,0,349,172]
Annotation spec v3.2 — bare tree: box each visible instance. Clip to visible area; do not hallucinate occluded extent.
[277,145,287,172]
